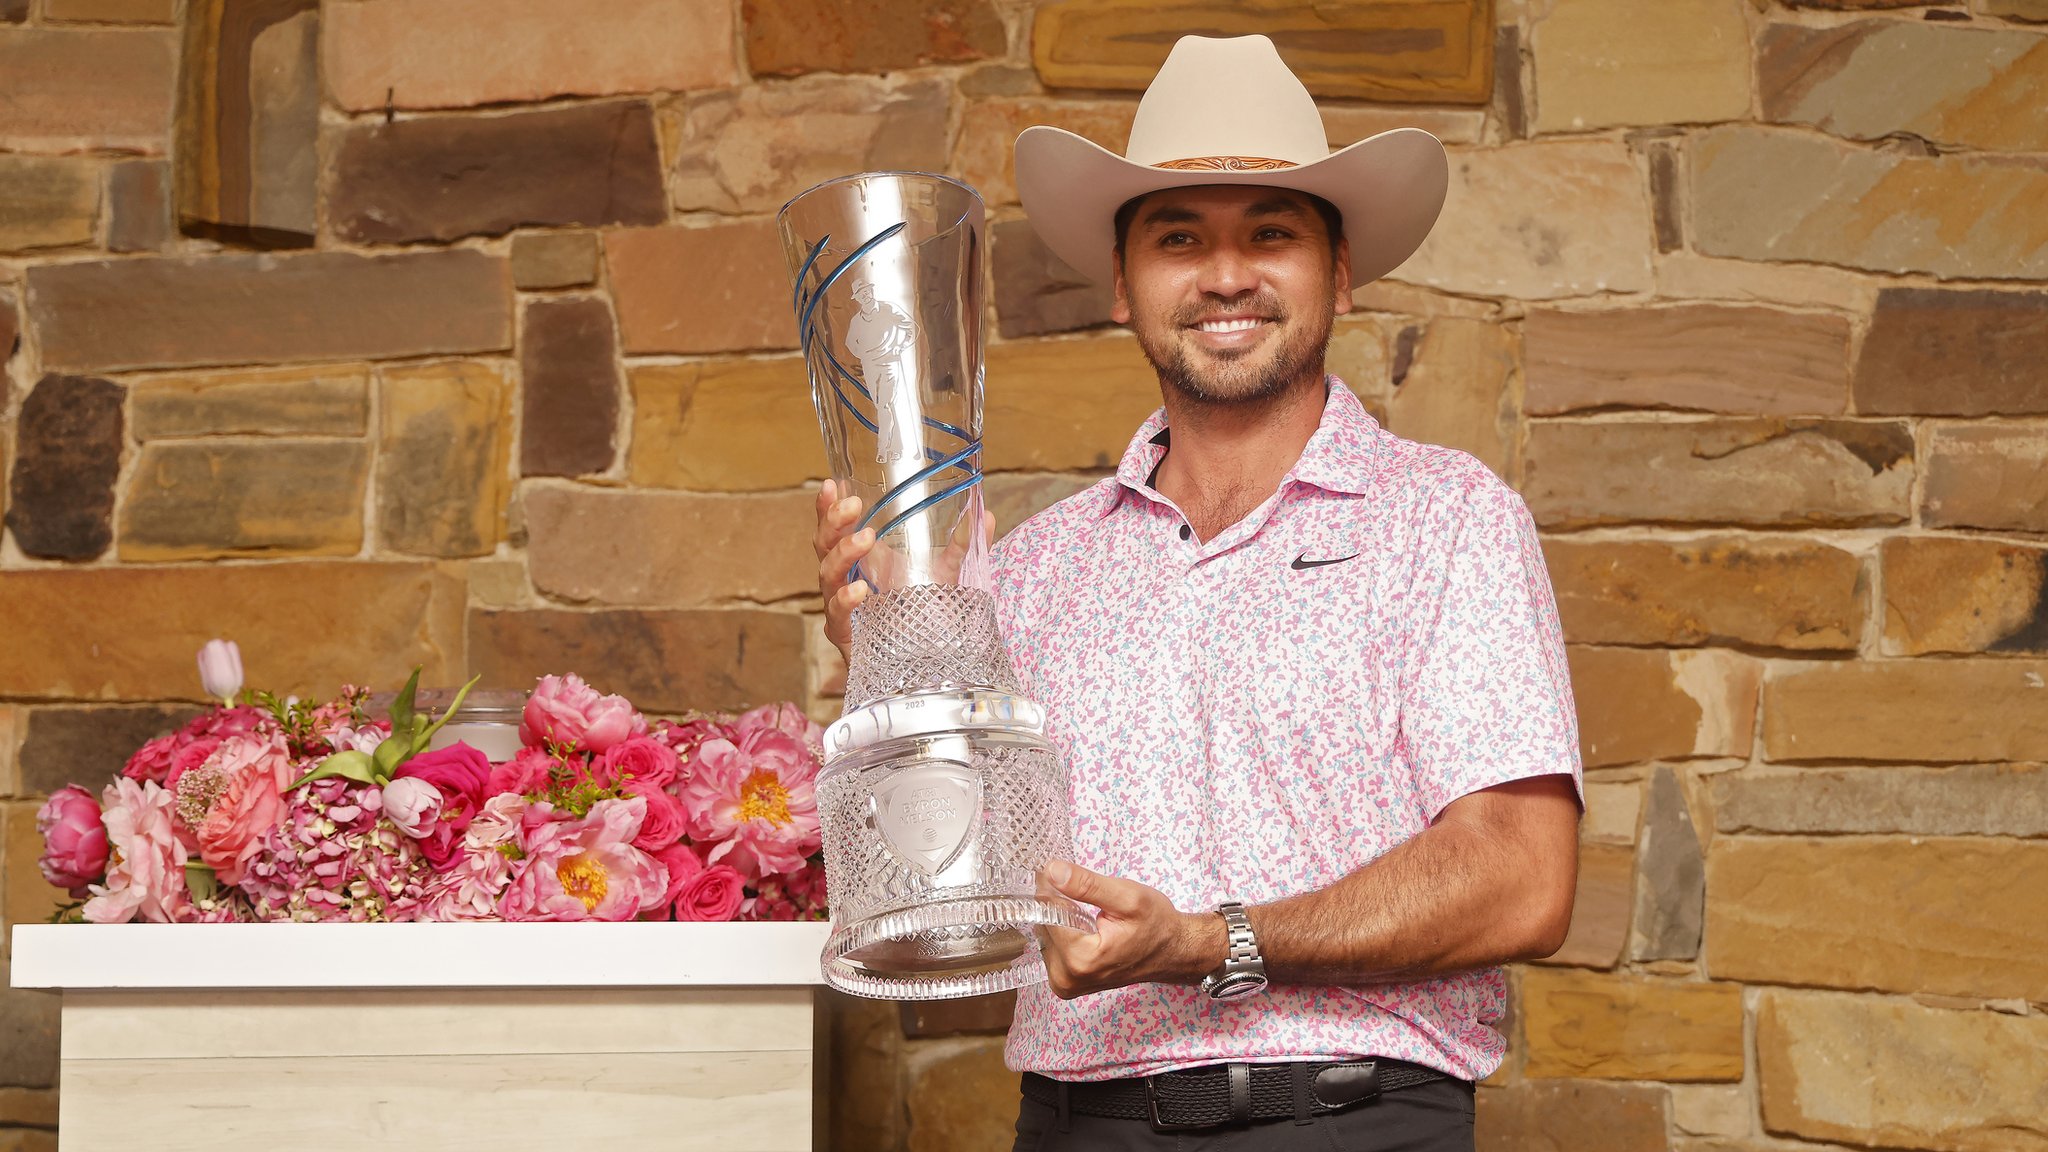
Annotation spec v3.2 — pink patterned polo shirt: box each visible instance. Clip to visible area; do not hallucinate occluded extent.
[990,379,1582,1082]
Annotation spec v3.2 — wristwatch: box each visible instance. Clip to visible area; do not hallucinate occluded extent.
[1198,901,1269,1000]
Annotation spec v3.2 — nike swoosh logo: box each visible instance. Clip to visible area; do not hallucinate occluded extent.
[1291,552,1359,571]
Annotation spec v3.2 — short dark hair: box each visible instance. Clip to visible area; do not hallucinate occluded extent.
[1113,189,1345,261]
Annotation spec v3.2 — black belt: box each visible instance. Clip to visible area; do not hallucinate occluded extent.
[1022,1058,1454,1131]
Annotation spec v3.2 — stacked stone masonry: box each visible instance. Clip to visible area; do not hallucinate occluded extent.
[2,0,2044,1149]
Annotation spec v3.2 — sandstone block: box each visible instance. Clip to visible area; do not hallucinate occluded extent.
[5,799,71,939]
[1,289,16,368]
[8,374,124,562]
[1476,1080,1668,1152]
[985,334,1162,472]
[378,362,511,559]
[1762,659,2048,762]
[745,0,1003,77]
[1523,418,1913,530]
[119,439,368,561]
[1393,142,1654,300]
[1524,305,1851,416]
[992,217,1116,339]
[906,1038,1017,1152]
[1,0,27,18]
[0,1087,57,1129]
[131,364,370,439]
[524,486,815,608]
[1712,764,2048,839]
[1531,0,1750,132]
[628,359,826,493]
[1652,253,1879,315]
[1630,766,1704,962]
[0,982,59,1089]
[1980,0,2048,18]
[1758,990,2048,1152]
[1884,535,2048,655]
[467,607,806,714]
[1692,126,2048,280]
[0,28,175,152]
[519,296,622,478]
[1521,968,1743,1081]
[176,0,319,246]
[1760,20,2048,152]
[1670,1086,1750,1140]
[606,220,798,355]
[1785,0,1955,6]
[466,558,531,612]
[0,156,99,254]
[510,233,599,291]
[1542,536,1865,651]
[1386,318,1517,480]
[1709,836,2048,1000]
[1568,647,1759,769]
[1324,106,1487,148]
[106,160,170,253]
[1581,780,1641,845]
[330,101,665,245]
[0,706,22,796]
[27,250,510,373]
[46,0,174,19]
[667,75,950,215]
[1534,840,1632,970]
[1854,288,2048,416]
[0,564,465,701]
[825,992,904,1151]
[985,473,1100,539]
[952,98,1138,207]
[1033,0,1494,103]
[19,704,201,796]
[1922,422,2048,534]
[899,991,1017,1038]
[324,0,737,111]
[1328,320,1392,416]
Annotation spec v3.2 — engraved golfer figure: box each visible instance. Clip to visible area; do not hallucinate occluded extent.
[846,272,921,464]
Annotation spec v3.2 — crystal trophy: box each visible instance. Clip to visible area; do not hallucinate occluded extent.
[779,172,1092,999]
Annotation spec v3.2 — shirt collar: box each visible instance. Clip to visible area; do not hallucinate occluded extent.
[1099,376,1382,518]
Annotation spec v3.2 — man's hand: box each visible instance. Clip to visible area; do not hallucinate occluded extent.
[1037,860,1223,999]
[814,479,874,662]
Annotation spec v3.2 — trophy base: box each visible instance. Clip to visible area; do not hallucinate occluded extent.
[823,893,1093,1000]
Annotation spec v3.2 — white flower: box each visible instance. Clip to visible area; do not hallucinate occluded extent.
[380,777,444,839]
[196,639,243,706]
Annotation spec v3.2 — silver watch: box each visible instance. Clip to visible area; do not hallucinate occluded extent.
[1198,901,1269,1000]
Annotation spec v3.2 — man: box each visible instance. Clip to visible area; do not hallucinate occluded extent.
[845,273,921,464]
[814,34,1581,1151]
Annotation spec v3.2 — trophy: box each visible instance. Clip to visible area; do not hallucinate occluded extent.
[779,172,1092,1000]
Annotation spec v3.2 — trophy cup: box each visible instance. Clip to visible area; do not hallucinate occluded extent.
[779,172,1092,999]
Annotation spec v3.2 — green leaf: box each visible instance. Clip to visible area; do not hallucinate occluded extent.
[371,736,409,781]
[388,667,422,737]
[289,750,379,790]
[416,673,483,750]
[183,861,219,904]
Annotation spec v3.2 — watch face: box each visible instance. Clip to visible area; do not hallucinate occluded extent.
[1206,971,1268,1000]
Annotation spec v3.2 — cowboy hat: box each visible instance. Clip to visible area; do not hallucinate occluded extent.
[1013,34,1448,290]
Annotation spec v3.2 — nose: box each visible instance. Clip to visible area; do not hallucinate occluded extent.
[1196,238,1259,301]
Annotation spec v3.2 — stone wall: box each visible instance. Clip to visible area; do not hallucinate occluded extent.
[2,0,2045,1149]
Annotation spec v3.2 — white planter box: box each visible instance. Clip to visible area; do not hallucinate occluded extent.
[9,922,835,1152]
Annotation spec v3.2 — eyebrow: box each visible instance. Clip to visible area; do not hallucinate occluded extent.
[1136,197,1314,232]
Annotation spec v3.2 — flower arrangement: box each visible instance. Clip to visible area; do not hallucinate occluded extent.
[36,642,827,924]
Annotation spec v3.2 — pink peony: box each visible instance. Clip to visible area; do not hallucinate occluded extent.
[674,864,745,922]
[396,742,492,866]
[83,778,190,924]
[624,779,687,852]
[520,674,647,754]
[678,727,821,881]
[36,785,109,897]
[419,841,513,921]
[732,702,824,750]
[592,736,680,789]
[381,776,443,838]
[123,705,274,785]
[488,745,557,798]
[184,734,293,886]
[499,797,669,922]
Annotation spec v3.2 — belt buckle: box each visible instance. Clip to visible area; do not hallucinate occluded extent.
[1144,1072,1212,1133]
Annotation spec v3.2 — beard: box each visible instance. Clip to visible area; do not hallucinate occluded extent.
[1131,286,1335,408]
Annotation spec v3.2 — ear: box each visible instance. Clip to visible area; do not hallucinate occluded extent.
[1331,236,1353,317]
[1110,248,1133,325]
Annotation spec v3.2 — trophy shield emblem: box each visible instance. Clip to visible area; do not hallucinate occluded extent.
[870,760,980,876]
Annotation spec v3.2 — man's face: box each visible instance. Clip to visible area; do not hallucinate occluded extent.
[852,282,876,310]
[1111,186,1351,407]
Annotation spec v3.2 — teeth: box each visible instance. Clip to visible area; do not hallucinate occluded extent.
[1198,318,1264,333]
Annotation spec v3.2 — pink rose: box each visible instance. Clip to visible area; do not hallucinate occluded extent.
[190,734,293,886]
[674,864,745,922]
[84,778,190,924]
[36,785,109,897]
[519,674,647,754]
[625,780,687,852]
[163,735,223,795]
[123,732,183,785]
[488,745,557,798]
[651,842,705,914]
[499,797,669,922]
[592,737,680,789]
[381,776,444,839]
[396,742,493,866]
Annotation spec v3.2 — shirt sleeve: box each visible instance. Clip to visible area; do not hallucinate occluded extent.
[1401,471,1583,820]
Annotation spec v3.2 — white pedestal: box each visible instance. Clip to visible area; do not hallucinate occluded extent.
[9,922,834,1152]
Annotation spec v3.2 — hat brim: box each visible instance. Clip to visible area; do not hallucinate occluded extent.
[1013,125,1448,291]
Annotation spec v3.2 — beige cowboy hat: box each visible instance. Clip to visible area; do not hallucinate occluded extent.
[1014,34,1448,290]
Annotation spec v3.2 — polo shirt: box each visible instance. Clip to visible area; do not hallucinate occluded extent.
[990,378,1582,1081]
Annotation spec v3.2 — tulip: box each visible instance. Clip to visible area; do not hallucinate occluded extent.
[196,640,243,707]
[380,776,445,839]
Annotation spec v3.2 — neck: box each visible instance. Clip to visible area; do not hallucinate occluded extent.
[1152,368,1328,541]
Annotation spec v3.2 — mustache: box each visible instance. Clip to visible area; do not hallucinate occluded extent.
[1172,294,1287,326]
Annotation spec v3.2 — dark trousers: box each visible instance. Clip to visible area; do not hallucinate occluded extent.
[1011,1076,1475,1152]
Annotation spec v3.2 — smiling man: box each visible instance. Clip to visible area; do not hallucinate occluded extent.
[813,34,1583,1152]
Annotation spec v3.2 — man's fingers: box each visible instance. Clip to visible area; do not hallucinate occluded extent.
[1044,859,1150,918]
[819,526,876,588]
[812,493,865,561]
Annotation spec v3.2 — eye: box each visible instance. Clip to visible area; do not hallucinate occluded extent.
[1158,231,1197,249]
[1255,226,1294,242]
